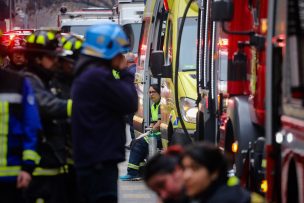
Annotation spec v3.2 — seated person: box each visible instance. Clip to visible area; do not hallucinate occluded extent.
[120,84,162,181]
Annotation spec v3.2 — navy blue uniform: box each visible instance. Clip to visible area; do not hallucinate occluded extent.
[72,56,138,203]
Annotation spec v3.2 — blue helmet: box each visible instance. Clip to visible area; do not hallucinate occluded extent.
[81,24,130,60]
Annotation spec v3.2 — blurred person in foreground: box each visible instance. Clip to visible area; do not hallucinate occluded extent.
[144,145,189,203]
[182,143,264,203]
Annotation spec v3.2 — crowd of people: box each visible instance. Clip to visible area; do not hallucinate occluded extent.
[0,24,265,203]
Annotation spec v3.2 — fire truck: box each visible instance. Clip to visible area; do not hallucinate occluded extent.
[266,0,304,202]
[196,0,304,200]
[195,0,268,193]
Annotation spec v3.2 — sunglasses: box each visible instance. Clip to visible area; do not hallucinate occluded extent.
[149,91,157,94]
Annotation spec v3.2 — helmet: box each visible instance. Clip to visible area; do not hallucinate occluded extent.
[26,30,61,55]
[9,36,26,52]
[59,34,83,62]
[81,24,130,60]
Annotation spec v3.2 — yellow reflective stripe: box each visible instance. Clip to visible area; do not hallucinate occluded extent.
[61,37,66,44]
[227,176,240,187]
[143,135,149,144]
[47,32,55,40]
[112,70,120,79]
[33,167,64,176]
[23,150,41,165]
[0,166,21,176]
[75,40,82,49]
[36,35,45,45]
[128,163,139,170]
[27,34,35,43]
[0,101,9,166]
[64,41,73,50]
[67,99,72,117]
[36,198,45,203]
[261,159,266,168]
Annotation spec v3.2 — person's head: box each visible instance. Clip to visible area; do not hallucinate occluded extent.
[8,37,27,67]
[144,145,185,201]
[182,143,228,198]
[149,84,160,103]
[81,24,130,70]
[26,30,61,71]
[59,34,83,75]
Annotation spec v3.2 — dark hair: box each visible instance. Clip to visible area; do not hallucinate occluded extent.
[150,84,160,94]
[183,142,228,183]
[144,145,183,182]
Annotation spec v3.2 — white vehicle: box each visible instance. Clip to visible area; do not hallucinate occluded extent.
[117,0,144,53]
[58,7,118,37]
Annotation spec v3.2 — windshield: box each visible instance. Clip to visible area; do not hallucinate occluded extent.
[61,25,89,36]
[179,17,198,71]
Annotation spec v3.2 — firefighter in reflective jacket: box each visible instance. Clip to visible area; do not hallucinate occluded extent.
[120,84,162,181]
[55,34,83,203]
[23,30,72,203]
[0,31,41,203]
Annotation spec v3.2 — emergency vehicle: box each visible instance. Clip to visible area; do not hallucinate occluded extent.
[117,0,144,53]
[134,0,198,147]
[195,0,268,193]
[266,0,304,202]
[57,7,118,37]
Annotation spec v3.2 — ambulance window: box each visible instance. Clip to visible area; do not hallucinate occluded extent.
[286,0,304,103]
[179,17,198,71]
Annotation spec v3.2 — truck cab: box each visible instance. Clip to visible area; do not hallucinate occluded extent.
[58,7,118,37]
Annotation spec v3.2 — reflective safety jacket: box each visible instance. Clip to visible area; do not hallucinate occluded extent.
[0,69,41,182]
[150,101,161,136]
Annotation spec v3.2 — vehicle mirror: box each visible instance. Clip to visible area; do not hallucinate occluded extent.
[150,51,164,77]
[212,0,234,22]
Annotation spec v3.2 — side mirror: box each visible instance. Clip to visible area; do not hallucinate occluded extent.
[212,0,234,22]
[150,51,164,77]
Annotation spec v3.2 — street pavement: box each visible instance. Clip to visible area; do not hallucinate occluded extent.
[118,150,158,203]
[118,127,158,203]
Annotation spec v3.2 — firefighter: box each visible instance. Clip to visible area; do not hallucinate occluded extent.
[5,36,28,72]
[0,31,41,203]
[55,34,84,203]
[71,24,138,203]
[23,30,72,203]
[120,84,162,181]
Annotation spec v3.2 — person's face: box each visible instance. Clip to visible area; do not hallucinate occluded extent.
[37,55,58,70]
[12,52,26,66]
[111,54,127,70]
[147,167,184,201]
[182,156,217,197]
[149,86,160,103]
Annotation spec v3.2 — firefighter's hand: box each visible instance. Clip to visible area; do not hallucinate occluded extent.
[17,171,32,189]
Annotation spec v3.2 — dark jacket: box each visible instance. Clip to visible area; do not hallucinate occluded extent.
[24,64,70,168]
[195,181,251,203]
[71,55,138,168]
